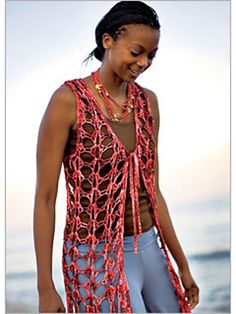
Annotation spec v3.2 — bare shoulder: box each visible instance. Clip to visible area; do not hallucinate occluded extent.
[143,87,158,101]
[46,84,77,129]
[142,87,160,133]
[49,84,76,114]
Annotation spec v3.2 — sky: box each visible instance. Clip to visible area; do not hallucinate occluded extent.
[2,0,233,312]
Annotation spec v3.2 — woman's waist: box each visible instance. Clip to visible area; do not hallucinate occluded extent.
[65,226,157,253]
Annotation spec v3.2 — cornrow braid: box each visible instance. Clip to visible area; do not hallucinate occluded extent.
[84,1,160,63]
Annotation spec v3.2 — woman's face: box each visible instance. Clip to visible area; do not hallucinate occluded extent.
[102,24,159,82]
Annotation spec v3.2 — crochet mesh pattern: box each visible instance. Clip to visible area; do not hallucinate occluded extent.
[62,78,191,313]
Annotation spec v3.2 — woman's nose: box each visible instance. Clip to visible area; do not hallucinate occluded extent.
[137,56,150,69]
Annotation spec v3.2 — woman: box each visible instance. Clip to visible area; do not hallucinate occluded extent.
[34,1,199,313]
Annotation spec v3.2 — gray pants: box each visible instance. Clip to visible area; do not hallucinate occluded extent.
[65,227,181,313]
[123,227,181,312]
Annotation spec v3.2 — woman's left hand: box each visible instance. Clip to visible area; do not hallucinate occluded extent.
[178,267,199,310]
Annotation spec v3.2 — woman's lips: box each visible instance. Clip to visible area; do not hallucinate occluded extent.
[128,68,141,78]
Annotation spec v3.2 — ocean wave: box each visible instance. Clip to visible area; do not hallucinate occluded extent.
[188,249,230,261]
[6,271,36,280]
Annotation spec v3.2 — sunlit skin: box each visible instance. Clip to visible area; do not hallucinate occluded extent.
[34,23,199,312]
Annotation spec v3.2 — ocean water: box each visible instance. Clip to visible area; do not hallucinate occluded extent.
[6,196,230,313]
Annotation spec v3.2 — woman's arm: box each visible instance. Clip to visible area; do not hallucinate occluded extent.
[33,85,76,312]
[145,88,199,310]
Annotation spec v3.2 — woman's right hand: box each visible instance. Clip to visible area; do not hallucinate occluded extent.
[39,288,66,313]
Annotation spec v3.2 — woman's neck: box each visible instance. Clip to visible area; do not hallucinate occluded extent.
[98,65,128,101]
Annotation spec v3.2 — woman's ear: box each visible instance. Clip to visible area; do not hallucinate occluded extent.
[102,33,113,49]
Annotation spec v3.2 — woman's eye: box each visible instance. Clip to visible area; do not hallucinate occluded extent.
[131,51,140,57]
[149,54,156,60]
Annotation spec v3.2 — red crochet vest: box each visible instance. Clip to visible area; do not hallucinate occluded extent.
[62,78,191,313]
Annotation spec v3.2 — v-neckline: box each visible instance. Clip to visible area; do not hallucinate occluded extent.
[79,78,139,155]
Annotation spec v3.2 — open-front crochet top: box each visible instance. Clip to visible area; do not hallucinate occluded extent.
[62,77,191,313]
[64,101,155,237]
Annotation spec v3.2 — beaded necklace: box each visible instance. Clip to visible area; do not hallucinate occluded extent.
[91,68,135,122]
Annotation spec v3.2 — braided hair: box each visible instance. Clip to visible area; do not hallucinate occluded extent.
[84,1,160,63]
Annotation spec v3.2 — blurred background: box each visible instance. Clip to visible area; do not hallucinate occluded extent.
[6,1,230,313]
